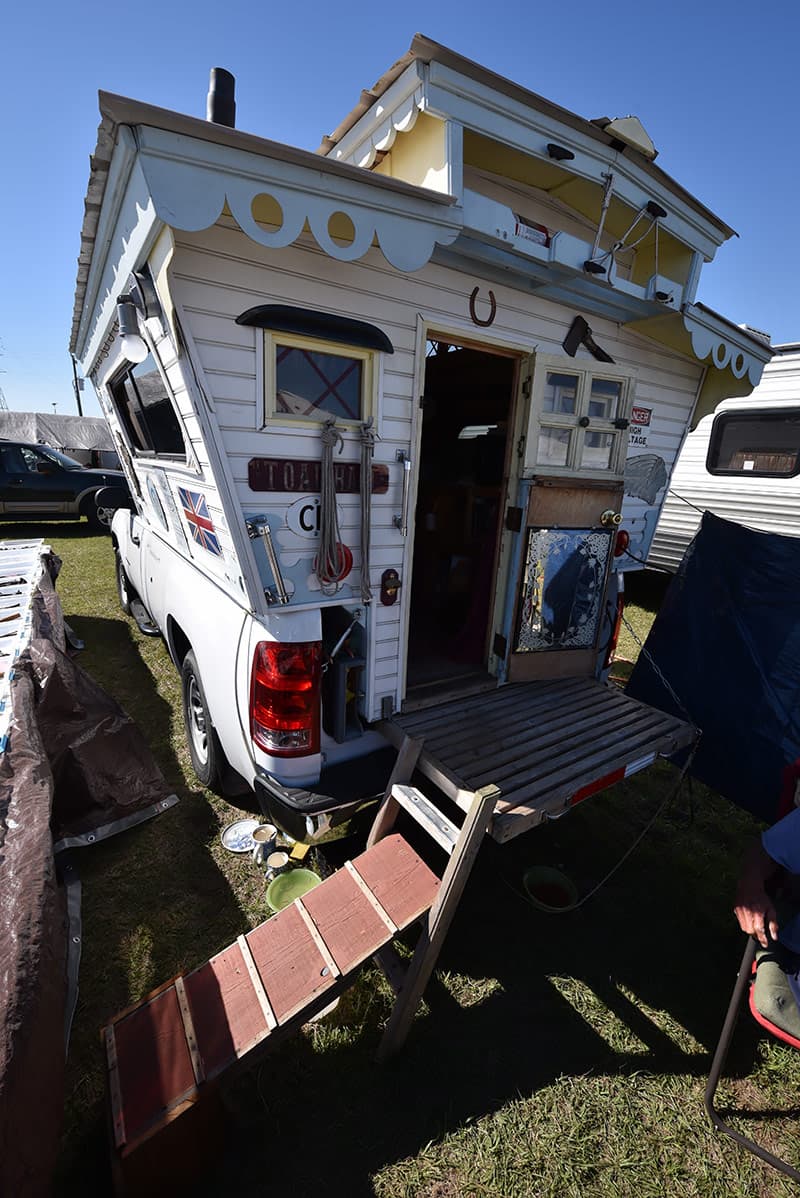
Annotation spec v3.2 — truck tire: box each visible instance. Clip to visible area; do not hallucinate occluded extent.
[115,551,134,616]
[181,650,225,793]
[84,492,115,531]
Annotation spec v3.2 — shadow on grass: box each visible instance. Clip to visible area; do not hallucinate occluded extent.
[184,774,765,1198]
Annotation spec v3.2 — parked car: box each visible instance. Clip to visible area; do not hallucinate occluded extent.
[0,440,130,529]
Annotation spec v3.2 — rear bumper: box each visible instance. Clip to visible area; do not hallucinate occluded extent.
[254,746,397,842]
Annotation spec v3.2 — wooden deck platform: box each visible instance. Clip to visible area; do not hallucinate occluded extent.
[383,677,696,842]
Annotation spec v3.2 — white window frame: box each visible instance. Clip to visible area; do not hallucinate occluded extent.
[263,329,376,429]
[524,353,637,480]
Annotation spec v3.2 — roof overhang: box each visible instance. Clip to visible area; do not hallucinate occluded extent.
[320,34,735,253]
[71,92,462,361]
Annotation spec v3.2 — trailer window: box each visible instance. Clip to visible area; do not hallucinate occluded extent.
[108,353,186,458]
[264,331,373,425]
[707,411,800,478]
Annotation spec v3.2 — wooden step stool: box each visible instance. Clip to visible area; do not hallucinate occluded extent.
[101,736,498,1193]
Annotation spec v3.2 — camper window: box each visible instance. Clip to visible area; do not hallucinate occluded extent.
[529,355,633,477]
[108,353,186,459]
[263,331,373,426]
[707,410,800,478]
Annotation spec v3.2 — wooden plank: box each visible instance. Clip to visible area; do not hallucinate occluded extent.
[104,1024,126,1149]
[294,897,343,978]
[352,833,440,930]
[464,702,667,792]
[390,784,459,855]
[494,718,694,816]
[373,944,407,995]
[346,860,397,935]
[183,944,271,1080]
[236,934,278,1031]
[246,904,335,1025]
[174,976,205,1086]
[377,786,499,1061]
[441,686,630,767]
[300,867,392,975]
[112,985,197,1145]
[396,677,589,738]
[366,734,424,848]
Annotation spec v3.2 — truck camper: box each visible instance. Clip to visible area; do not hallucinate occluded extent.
[70,36,772,842]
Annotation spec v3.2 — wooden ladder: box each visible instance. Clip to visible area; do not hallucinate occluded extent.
[367,734,499,1060]
[101,738,498,1190]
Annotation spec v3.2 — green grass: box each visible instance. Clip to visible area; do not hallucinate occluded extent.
[18,522,800,1197]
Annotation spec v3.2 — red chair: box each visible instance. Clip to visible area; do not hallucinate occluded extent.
[705,936,800,1182]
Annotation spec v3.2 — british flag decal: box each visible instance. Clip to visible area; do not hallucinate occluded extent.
[177,487,222,556]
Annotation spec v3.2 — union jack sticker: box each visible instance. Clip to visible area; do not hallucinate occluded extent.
[177,487,222,556]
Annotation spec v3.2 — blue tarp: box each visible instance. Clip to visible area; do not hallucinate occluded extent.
[627,512,800,823]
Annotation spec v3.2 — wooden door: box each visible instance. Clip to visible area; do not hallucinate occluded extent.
[507,477,623,682]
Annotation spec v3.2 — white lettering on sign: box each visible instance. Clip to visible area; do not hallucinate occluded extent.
[631,406,652,426]
[286,495,345,539]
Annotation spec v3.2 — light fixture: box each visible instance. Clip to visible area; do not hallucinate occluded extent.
[116,295,148,363]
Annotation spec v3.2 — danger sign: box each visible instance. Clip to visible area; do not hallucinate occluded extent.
[631,406,652,426]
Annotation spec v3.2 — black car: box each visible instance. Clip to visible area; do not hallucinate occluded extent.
[0,440,131,529]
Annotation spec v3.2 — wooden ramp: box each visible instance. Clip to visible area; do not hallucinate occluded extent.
[102,768,498,1191]
[382,677,696,842]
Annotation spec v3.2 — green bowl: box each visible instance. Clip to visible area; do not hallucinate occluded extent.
[266,868,321,912]
[522,866,579,912]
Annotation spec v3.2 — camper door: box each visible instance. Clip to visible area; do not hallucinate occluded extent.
[505,355,634,683]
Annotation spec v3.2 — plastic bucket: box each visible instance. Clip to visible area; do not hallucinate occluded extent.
[522,866,579,913]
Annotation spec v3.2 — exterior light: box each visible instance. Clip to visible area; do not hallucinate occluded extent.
[117,296,148,363]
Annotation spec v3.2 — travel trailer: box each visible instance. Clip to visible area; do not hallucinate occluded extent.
[69,36,771,842]
[649,342,800,571]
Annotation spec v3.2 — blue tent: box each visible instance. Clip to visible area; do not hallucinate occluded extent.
[627,513,800,823]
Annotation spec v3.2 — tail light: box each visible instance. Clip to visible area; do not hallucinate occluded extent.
[250,641,321,756]
[603,591,625,671]
[614,529,630,557]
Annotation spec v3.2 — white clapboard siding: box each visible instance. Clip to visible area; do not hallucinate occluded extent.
[649,349,800,571]
[168,218,705,714]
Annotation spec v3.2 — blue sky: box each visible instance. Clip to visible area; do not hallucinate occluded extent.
[2,1,798,417]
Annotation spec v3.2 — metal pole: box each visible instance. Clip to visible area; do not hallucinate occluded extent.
[70,355,84,417]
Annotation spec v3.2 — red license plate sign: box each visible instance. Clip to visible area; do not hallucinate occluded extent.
[248,458,389,494]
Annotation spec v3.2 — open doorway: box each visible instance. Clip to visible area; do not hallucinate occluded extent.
[405,338,518,701]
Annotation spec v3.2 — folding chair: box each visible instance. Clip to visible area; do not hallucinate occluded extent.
[705,936,800,1182]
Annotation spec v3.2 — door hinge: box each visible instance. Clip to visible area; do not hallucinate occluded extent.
[505,506,524,532]
[493,633,508,659]
[516,435,526,459]
[522,376,532,398]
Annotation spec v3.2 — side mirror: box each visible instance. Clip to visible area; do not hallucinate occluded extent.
[36,462,55,475]
[94,485,136,513]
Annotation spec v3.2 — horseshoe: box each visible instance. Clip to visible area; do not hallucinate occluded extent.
[469,286,497,327]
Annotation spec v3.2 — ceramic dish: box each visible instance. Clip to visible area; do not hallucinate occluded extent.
[220,817,261,853]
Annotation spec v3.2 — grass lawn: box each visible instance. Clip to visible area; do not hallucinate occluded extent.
[21,522,800,1196]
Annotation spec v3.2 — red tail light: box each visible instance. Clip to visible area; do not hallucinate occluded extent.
[250,641,321,756]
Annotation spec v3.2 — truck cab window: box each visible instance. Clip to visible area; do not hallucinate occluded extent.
[109,353,186,458]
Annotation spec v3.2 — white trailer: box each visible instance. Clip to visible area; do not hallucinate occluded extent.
[648,343,800,571]
[69,37,771,842]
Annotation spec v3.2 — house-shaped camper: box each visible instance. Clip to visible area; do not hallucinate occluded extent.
[69,35,772,840]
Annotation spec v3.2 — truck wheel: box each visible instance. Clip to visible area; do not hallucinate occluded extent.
[84,493,114,531]
[115,552,134,616]
[181,650,225,793]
